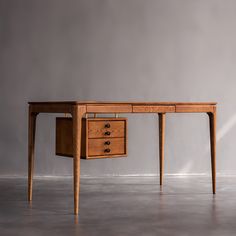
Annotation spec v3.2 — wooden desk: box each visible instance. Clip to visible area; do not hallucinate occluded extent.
[28,101,217,215]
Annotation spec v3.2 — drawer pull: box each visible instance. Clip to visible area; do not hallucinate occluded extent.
[104,141,111,145]
[104,148,111,153]
[104,131,111,136]
[104,123,110,128]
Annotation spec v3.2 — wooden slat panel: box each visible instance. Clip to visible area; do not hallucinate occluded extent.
[132,105,175,113]
[86,105,132,113]
[176,105,215,113]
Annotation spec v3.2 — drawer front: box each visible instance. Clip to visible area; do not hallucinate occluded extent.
[132,105,175,113]
[88,138,126,156]
[175,105,214,113]
[86,104,132,113]
[88,120,125,138]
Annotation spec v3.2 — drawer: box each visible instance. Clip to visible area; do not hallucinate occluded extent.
[88,138,126,157]
[86,104,132,113]
[88,119,126,138]
[132,105,175,113]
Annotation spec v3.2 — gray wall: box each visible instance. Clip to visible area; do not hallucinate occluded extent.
[1,0,236,177]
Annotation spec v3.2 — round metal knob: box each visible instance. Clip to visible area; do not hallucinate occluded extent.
[104,141,111,145]
[104,131,111,136]
[104,148,111,153]
[105,123,110,128]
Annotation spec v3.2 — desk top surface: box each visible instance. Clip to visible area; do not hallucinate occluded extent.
[29,101,217,105]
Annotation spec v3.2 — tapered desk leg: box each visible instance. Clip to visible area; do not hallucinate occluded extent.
[208,110,216,194]
[72,105,85,215]
[28,107,37,201]
[158,113,166,186]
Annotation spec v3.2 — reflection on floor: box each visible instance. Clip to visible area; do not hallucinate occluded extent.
[0,176,236,236]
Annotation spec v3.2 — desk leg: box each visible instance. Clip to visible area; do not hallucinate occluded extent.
[158,113,166,185]
[208,110,216,194]
[72,105,85,215]
[28,108,37,201]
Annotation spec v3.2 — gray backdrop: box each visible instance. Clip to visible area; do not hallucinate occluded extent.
[1,0,235,177]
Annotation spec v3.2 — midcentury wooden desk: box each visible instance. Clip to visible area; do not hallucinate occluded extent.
[28,101,217,215]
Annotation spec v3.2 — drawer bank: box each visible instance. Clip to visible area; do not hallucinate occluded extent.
[56,117,127,159]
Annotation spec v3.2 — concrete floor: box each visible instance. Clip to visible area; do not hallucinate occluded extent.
[0,176,236,236]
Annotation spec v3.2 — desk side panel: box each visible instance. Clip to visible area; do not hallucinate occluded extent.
[30,104,73,113]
